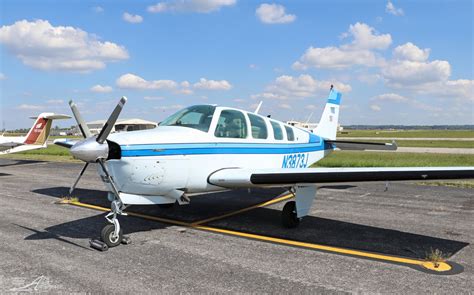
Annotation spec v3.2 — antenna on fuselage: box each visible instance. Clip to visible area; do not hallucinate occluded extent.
[254,101,263,114]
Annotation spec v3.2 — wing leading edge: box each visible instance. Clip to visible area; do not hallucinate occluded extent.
[208,167,474,188]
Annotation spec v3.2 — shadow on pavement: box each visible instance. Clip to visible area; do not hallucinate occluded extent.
[32,186,469,259]
[0,159,45,167]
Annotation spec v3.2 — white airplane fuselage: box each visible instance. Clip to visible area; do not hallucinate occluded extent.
[100,108,331,205]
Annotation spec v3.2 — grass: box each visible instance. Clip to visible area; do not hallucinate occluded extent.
[342,140,473,149]
[0,144,79,162]
[20,144,72,156]
[314,151,474,167]
[417,181,474,189]
[425,248,451,267]
[338,129,474,138]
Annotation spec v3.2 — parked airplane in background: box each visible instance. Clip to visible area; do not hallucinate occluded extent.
[0,113,70,155]
[55,88,474,249]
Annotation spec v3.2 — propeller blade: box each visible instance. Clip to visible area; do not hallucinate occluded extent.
[96,97,127,144]
[69,162,89,195]
[69,100,92,138]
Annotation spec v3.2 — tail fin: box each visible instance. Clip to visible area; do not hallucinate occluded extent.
[314,88,341,140]
[24,114,52,145]
[24,113,71,145]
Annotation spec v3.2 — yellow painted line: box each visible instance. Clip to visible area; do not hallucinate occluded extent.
[67,198,452,272]
[193,225,447,269]
[191,193,294,226]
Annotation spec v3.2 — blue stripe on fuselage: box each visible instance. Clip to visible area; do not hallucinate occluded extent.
[120,141,325,157]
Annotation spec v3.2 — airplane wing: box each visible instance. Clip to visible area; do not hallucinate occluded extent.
[208,167,474,188]
[0,143,47,155]
[326,140,397,151]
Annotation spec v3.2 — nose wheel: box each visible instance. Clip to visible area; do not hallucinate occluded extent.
[101,224,123,247]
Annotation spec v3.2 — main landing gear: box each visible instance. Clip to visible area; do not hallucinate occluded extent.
[281,186,318,229]
[281,201,300,228]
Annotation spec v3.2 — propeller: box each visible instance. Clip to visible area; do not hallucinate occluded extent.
[67,97,127,195]
[69,100,92,138]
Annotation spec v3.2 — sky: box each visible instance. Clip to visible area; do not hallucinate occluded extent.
[0,0,473,129]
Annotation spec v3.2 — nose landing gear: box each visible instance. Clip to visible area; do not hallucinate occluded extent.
[90,200,131,251]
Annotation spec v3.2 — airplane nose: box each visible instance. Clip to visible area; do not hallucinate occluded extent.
[70,137,109,163]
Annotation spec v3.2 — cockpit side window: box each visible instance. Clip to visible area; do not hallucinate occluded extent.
[214,110,248,139]
[270,121,283,140]
[248,113,268,139]
[159,105,215,132]
[285,126,295,141]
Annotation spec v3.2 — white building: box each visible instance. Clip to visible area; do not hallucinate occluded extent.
[86,118,158,135]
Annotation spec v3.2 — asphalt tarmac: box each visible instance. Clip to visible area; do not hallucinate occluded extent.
[0,159,472,293]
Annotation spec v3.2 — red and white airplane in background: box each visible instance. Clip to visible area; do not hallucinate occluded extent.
[0,113,70,155]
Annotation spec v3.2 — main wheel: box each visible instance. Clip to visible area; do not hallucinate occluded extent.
[158,202,175,209]
[281,201,300,228]
[101,224,123,247]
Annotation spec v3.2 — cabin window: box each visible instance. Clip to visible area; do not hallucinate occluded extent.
[285,126,295,141]
[270,121,283,140]
[248,113,268,139]
[215,110,248,138]
[159,105,216,132]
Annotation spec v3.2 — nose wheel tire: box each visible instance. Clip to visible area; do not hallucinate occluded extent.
[101,224,123,247]
[282,201,300,228]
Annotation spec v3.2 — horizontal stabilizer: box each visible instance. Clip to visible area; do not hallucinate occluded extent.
[29,113,71,120]
[327,140,397,151]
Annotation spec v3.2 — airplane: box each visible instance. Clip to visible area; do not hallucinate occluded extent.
[0,113,70,155]
[54,88,474,249]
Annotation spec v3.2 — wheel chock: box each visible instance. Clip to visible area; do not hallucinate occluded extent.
[121,235,132,245]
[90,239,109,251]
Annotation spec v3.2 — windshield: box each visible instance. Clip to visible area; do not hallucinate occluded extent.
[159,105,216,132]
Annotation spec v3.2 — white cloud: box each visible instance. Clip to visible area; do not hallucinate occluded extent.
[193,78,232,90]
[17,104,42,110]
[252,74,351,100]
[372,93,408,102]
[413,80,474,102]
[370,104,381,111]
[371,92,444,113]
[386,1,404,16]
[116,74,230,93]
[46,99,64,104]
[92,6,104,13]
[382,60,451,86]
[393,42,430,62]
[148,0,236,13]
[144,96,165,100]
[116,73,178,90]
[249,64,258,69]
[123,12,143,24]
[91,84,113,93]
[0,73,6,80]
[293,22,390,70]
[256,3,296,24]
[342,22,392,50]
[278,103,292,109]
[0,20,128,72]
[154,104,184,111]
